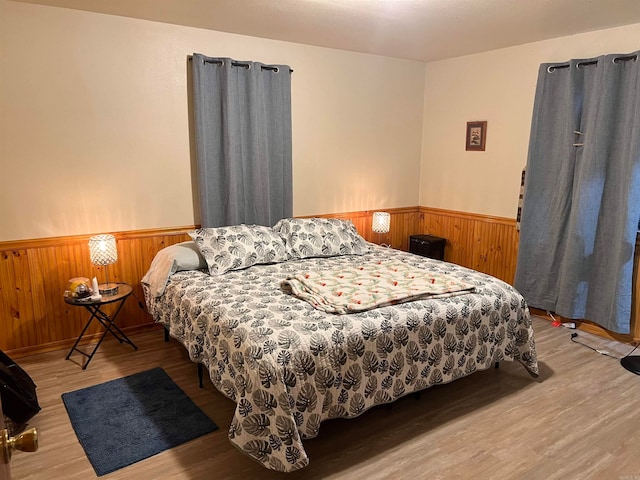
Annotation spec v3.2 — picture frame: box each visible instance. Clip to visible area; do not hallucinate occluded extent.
[465,121,487,151]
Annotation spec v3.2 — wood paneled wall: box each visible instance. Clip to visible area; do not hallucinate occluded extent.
[0,228,191,357]
[417,207,520,284]
[0,211,419,357]
[1,207,637,356]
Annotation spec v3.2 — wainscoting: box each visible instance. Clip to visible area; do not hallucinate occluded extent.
[0,228,191,356]
[1,208,637,356]
[417,207,520,285]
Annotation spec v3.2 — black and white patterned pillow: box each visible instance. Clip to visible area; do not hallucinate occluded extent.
[189,225,289,275]
[273,217,371,259]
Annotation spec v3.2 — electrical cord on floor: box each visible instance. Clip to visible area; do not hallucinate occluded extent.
[129,288,150,315]
[549,311,562,327]
[621,342,639,359]
[570,332,639,359]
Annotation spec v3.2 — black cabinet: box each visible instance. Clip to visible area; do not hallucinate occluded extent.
[409,234,446,260]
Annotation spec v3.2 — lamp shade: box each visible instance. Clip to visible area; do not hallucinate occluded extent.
[372,212,391,234]
[88,234,118,266]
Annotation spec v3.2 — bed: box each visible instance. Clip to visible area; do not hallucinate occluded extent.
[142,219,538,472]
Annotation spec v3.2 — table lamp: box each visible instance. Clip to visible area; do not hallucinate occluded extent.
[88,234,119,295]
[372,211,391,246]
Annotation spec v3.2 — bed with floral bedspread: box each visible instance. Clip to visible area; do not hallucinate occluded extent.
[143,221,538,473]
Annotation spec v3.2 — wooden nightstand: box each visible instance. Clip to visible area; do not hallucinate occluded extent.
[64,283,137,369]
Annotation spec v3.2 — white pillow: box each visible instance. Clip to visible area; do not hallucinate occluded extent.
[141,241,207,297]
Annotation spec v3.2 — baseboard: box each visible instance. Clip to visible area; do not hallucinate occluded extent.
[7,323,162,359]
[530,308,638,345]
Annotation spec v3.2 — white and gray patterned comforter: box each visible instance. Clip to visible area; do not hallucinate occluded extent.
[144,246,538,472]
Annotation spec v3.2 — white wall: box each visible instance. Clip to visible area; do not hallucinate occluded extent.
[4,0,638,241]
[419,23,640,219]
[0,0,425,241]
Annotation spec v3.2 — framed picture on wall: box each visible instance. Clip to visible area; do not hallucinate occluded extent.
[466,121,487,151]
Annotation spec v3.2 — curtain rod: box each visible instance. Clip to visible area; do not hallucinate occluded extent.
[547,54,637,73]
[187,56,293,73]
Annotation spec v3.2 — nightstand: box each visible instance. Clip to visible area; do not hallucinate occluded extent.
[409,234,446,260]
[64,283,137,369]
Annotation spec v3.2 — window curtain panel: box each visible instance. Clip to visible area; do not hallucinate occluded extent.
[191,54,293,227]
[515,51,640,334]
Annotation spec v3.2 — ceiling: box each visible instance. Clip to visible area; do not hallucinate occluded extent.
[12,0,640,62]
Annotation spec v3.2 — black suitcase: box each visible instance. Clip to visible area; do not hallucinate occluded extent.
[0,350,40,433]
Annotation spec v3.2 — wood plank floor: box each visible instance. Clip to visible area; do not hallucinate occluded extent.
[9,317,640,480]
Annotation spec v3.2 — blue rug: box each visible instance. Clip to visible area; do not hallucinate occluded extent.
[62,367,218,476]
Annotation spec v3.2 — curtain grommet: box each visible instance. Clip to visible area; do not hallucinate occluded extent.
[613,55,638,64]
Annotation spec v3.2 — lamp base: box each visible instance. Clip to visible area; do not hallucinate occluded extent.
[620,356,640,375]
[98,283,119,296]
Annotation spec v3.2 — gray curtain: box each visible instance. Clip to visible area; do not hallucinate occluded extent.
[515,51,640,334]
[191,54,293,227]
